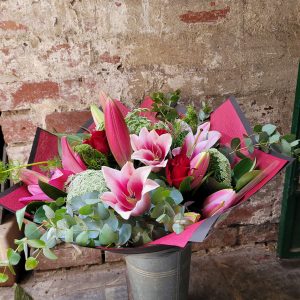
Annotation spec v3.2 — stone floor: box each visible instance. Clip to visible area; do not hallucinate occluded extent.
[1,244,300,300]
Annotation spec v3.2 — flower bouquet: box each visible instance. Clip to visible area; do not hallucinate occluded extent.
[0,90,298,299]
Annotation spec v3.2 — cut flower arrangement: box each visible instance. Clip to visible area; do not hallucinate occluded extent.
[0,90,299,282]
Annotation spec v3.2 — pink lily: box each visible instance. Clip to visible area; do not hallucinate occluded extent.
[101,162,159,220]
[61,136,87,173]
[102,93,132,167]
[172,122,221,159]
[202,189,236,218]
[130,127,172,172]
[19,168,73,204]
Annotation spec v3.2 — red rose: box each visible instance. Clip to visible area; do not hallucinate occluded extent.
[83,130,110,155]
[155,129,169,136]
[166,151,191,188]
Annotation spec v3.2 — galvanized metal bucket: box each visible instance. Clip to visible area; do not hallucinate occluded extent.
[125,243,191,300]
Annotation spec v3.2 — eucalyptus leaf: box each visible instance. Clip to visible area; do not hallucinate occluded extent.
[43,205,55,219]
[172,223,184,234]
[43,247,58,260]
[25,257,38,270]
[65,228,74,243]
[231,138,241,151]
[99,224,118,245]
[253,124,262,133]
[0,273,8,283]
[16,206,27,230]
[170,188,183,205]
[262,124,277,135]
[27,239,46,249]
[78,205,93,215]
[117,224,132,245]
[24,223,42,240]
[7,248,21,265]
[75,231,89,246]
[33,206,47,224]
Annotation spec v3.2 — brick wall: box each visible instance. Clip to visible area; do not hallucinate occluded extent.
[0,0,299,260]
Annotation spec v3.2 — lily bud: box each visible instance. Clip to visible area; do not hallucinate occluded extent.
[103,94,132,167]
[61,137,87,174]
[202,189,236,218]
[90,104,105,130]
[19,169,49,186]
[189,151,210,189]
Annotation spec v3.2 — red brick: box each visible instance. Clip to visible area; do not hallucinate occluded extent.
[179,7,230,23]
[192,227,238,252]
[99,51,121,64]
[43,43,71,59]
[238,223,278,245]
[0,21,28,31]
[105,251,124,262]
[13,81,59,106]
[0,115,37,144]
[34,243,103,271]
[45,110,91,133]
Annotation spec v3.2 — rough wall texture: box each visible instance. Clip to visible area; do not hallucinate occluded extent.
[0,0,299,260]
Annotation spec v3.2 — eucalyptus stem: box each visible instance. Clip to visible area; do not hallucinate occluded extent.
[0,161,50,174]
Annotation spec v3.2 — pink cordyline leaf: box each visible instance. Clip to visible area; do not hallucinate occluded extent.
[101,162,159,220]
[202,189,236,218]
[61,137,87,173]
[130,127,172,172]
[102,92,132,167]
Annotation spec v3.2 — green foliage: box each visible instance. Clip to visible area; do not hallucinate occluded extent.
[74,144,108,169]
[38,180,67,200]
[171,121,189,149]
[125,108,152,134]
[151,90,181,122]
[0,273,8,283]
[183,105,198,133]
[198,101,213,123]
[207,149,232,187]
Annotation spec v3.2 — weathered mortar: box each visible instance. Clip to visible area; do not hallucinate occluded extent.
[0,0,299,258]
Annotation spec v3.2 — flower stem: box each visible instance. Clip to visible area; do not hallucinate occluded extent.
[0,161,50,174]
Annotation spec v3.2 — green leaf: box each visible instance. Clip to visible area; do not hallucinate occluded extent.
[16,206,27,230]
[78,204,93,215]
[38,180,67,200]
[179,176,193,193]
[33,206,47,224]
[43,205,55,219]
[156,213,171,224]
[43,247,57,260]
[262,124,277,136]
[259,132,269,143]
[25,223,42,240]
[55,197,65,207]
[290,140,300,147]
[8,264,16,276]
[233,158,256,182]
[282,134,296,143]
[117,224,132,245]
[65,228,74,243]
[235,170,261,191]
[151,187,170,205]
[253,124,262,133]
[27,239,46,248]
[0,273,8,283]
[231,138,241,151]
[99,224,118,245]
[75,231,89,246]
[25,257,38,270]
[281,139,292,155]
[7,248,21,265]
[96,202,110,220]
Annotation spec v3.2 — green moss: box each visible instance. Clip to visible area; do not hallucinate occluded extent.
[207,148,232,187]
[66,169,108,202]
[74,144,108,170]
